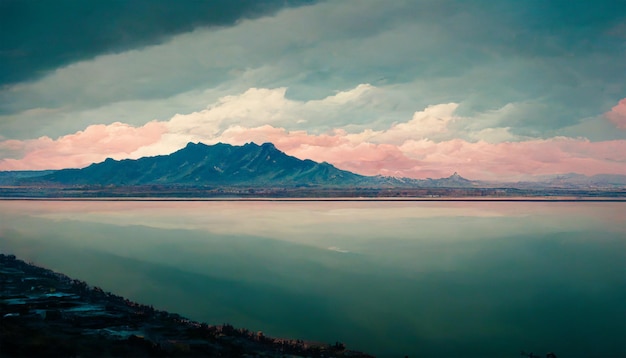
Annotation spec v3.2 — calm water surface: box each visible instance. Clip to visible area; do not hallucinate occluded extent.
[0,200,624,357]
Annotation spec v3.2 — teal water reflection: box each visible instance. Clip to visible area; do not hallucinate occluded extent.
[1,201,624,357]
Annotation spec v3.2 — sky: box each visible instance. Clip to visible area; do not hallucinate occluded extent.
[1,0,625,181]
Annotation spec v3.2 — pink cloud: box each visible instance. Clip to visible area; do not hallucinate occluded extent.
[398,138,626,180]
[605,98,626,129]
[0,121,167,170]
[2,109,625,181]
[216,125,425,176]
[214,125,626,181]
[218,125,349,150]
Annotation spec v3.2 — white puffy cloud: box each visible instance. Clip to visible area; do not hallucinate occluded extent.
[4,84,625,182]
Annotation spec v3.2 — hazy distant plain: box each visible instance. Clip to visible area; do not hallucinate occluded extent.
[1,200,624,357]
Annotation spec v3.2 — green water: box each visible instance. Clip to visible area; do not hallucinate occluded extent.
[1,200,624,357]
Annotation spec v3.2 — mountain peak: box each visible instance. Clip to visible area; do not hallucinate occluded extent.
[449,172,466,180]
[184,141,210,149]
[242,142,275,149]
[441,172,472,185]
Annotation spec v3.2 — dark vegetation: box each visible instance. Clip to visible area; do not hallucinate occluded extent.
[1,185,625,199]
[0,253,372,357]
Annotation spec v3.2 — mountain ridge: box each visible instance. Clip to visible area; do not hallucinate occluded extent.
[21,142,367,187]
[1,141,624,191]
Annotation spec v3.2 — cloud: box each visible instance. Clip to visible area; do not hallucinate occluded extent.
[605,98,626,129]
[187,89,624,180]
[162,84,379,138]
[397,137,626,180]
[0,84,379,168]
[0,121,166,170]
[214,125,626,181]
[366,103,460,144]
[1,85,625,181]
[0,0,316,85]
[1,0,624,142]
[168,87,294,134]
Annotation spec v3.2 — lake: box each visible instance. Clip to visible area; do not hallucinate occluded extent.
[0,200,624,357]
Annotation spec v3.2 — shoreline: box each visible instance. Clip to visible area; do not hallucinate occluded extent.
[0,253,372,357]
[1,197,625,202]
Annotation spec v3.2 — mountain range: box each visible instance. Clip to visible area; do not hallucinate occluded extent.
[1,142,625,191]
[18,142,367,187]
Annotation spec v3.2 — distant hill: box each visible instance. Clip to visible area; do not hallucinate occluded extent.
[0,170,55,185]
[22,142,367,187]
[513,173,626,189]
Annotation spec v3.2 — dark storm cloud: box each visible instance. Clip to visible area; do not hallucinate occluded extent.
[0,0,316,86]
[0,0,624,141]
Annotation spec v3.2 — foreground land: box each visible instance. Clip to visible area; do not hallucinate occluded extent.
[0,254,372,357]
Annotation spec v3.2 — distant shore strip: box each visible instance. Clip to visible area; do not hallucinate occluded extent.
[1,196,625,202]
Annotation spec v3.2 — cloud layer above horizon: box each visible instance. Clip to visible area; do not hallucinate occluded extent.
[1,0,625,181]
